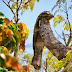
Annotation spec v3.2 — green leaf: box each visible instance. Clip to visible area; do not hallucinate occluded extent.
[0,46,2,50]
[0,12,5,18]
[12,36,16,43]
[12,3,17,9]
[0,18,4,24]
[7,23,18,33]
[69,5,72,9]
[71,42,72,46]
[0,57,5,67]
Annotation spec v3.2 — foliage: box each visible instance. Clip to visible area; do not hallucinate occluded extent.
[11,0,39,13]
[53,49,72,72]
[0,12,33,72]
[23,53,33,64]
[52,0,72,46]
[52,0,72,31]
[54,15,65,27]
[42,47,72,72]
[42,48,59,72]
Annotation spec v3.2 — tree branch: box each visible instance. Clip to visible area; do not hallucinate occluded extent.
[2,0,15,15]
[16,0,19,23]
[66,14,72,46]
[55,30,63,39]
[62,31,67,45]
[18,0,22,10]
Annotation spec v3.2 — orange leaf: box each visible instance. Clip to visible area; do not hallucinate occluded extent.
[27,65,34,68]
[0,32,2,35]
[3,47,9,54]
[20,66,30,72]
[19,40,25,51]
[0,36,2,41]
[2,28,13,40]
[17,22,28,36]
[4,18,12,26]
[5,55,22,70]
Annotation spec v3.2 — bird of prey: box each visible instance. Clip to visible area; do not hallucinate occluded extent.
[31,11,54,70]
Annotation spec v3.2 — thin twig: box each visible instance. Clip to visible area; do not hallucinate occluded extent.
[8,0,11,4]
[55,30,64,40]
[16,0,19,23]
[55,30,67,45]
[18,0,22,10]
[65,2,72,46]
[62,31,67,45]
[2,0,15,15]
[4,40,11,46]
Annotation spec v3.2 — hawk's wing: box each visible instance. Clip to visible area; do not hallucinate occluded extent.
[31,24,44,70]
[39,24,66,60]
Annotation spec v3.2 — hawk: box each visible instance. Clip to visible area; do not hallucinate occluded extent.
[31,11,54,70]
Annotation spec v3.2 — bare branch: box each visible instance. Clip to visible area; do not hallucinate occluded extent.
[55,30,64,40]
[62,31,67,45]
[16,0,19,23]
[2,0,15,15]
[66,8,72,46]
[8,0,11,4]
[18,0,22,10]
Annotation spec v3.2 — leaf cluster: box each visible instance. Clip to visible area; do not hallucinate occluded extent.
[0,12,34,72]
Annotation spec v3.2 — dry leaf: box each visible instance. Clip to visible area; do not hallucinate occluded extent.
[19,40,25,51]
[5,55,22,70]
[2,28,13,40]
[27,65,34,68]
[4,18,12,26]
[20,66,30,72]
[0,36,2,41]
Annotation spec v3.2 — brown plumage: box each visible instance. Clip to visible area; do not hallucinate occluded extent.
[31,11,54,70]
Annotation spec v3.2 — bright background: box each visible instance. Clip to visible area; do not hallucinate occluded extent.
[0,0,72,54]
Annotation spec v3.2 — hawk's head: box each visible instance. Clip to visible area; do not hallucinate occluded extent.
[39,11,54,20]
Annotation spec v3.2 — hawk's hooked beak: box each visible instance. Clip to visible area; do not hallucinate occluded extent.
[46,13,54,20]
[48,13,54,19]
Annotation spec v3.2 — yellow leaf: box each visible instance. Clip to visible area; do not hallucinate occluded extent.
[0,32,2,35]
[0,36,2,41]
[2,28,13,40]
[3,47,9,54]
